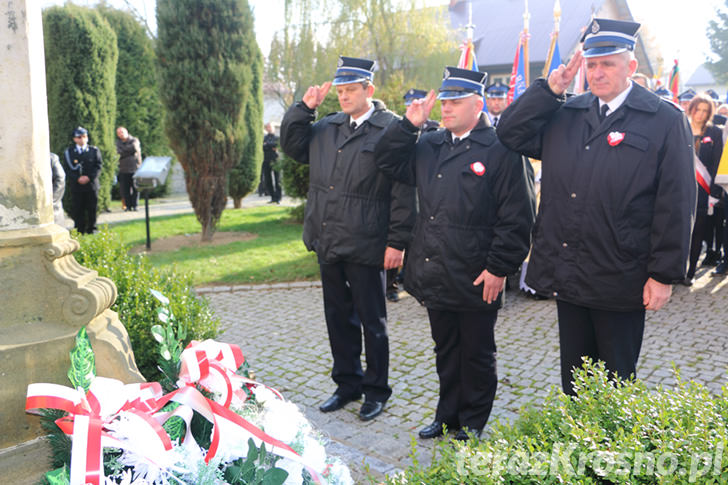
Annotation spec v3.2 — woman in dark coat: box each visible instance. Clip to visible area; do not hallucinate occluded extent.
[684,94,724,284]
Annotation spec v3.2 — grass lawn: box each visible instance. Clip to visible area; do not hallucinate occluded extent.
[101,206,319,286]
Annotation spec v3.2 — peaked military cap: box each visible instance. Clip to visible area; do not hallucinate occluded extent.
[72,126,88,137]
[706,89,720,101]
[581,18,640,58]
[403,88,428,106]
[333,56,375,86]
[437,66,487,100]
[485,82,508,98]
[654,87,673,100]
[677,89,696,102]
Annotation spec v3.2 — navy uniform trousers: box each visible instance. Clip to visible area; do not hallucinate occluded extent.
[427,308,498,431]
[557,300,645,395]
[319,261,391,403]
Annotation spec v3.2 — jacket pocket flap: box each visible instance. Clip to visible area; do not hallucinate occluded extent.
[621,133,649,151]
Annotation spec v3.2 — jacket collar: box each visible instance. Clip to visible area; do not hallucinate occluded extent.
[432,113,496,146]
[328,99,391,128]
[564,81,662,114]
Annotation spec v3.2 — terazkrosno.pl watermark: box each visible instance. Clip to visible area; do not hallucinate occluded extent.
[456,443,725,482]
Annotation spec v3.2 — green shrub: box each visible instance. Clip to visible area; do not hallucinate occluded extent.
[72,227,220,380]
[389,360,728,484]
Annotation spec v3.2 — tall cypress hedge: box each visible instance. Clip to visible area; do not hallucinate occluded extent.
[97,5,167,158]
[229,34,263,208]
[43,5,118,211]
[157,0,258,240]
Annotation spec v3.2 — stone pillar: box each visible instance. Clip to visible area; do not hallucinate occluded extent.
[0,1,143,476]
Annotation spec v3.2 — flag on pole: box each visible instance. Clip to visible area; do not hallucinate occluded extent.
[668,59,680,103]
[457,39,478,71]
[507,37,527,104]
[546,40,562,77]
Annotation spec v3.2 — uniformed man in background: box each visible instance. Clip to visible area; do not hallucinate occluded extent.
[62,126,103,234]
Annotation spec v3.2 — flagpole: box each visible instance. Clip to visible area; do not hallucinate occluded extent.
[523,0,530,86]
[542,0,561,78]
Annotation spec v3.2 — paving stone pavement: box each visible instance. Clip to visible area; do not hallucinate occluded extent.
[199,266,728,482]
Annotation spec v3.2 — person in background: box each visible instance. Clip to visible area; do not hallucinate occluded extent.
[485,82,508,127]
[63,126,103,234]
[375,67,535,441]
[280,56,416,422]
[50,152,65,225]
[630,72,651,89]
[497,18,695,395]
[262,122,282,204]
[116,126,142,212]
[678,89,696,112]
[683,94,724,284]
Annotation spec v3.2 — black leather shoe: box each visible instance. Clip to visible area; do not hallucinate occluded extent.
[713,261,728,276]
[679,277,694,287]
[419,421,449,439]
[319,393,360,413]
[454,427,482,442]
[386,291,399,302]
[358,400,385,421]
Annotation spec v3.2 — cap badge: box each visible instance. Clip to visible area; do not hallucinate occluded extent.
[470,161,486,176]
[443,68,450,79]
[337,57,344,67]
[592,21,600,34]
[607,131,625,146]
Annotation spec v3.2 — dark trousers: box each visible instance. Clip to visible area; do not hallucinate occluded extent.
[71,190,98,234]
[688,214,709,278]
[263,160,281,202]
[319,261,391,402]
[118,172,138,209]
[427,308,498,431]
[556,300,645,395]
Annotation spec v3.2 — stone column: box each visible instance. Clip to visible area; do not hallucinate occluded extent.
[0,1,143,478]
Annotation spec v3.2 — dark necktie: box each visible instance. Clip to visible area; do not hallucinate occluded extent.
[599,103,609,122]
[350,121,357,132]
[493,116,499,127]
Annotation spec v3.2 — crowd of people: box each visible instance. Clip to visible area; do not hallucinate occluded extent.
[276,16,722,443]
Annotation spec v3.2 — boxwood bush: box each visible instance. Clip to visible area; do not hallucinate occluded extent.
[389,360,728,484]
[72,228,220,380]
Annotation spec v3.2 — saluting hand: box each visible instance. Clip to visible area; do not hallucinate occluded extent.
[547,50,584,96]
[473,269,505,305]
[405,90,437,127]
[302,81,332,110]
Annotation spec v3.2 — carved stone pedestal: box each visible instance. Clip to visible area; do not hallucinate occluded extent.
[0,224,143,469]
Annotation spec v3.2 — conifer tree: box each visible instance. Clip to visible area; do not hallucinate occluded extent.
[44,5,118,211]
[157,0,257,240]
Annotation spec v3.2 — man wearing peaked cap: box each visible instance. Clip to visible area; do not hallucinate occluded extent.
[653,86,673,101]
[497,18,695,396]
[678,88,696,111]
[374,67,535,441]
[280,56,415,422]
[485,82,508,127]
[62,126,103,234]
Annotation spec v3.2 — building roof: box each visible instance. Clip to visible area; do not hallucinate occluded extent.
[686,64,716,87]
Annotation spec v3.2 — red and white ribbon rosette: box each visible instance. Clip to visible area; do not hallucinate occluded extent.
[26,378,173,485]
[177,339,282,408]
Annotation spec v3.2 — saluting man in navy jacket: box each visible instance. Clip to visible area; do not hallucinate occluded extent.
[375,67,535,441]
[280,56,416,422]
[497,19,696,395]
